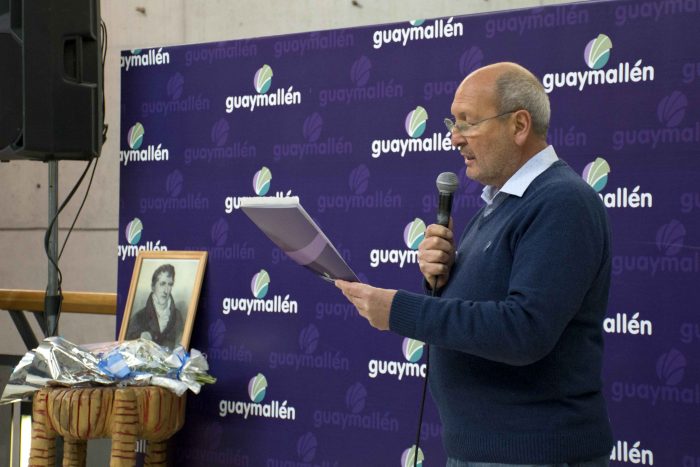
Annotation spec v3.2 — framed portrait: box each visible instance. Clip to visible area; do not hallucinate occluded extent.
[119,250,208,349]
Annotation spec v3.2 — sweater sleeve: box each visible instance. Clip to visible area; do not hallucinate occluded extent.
[390,187,609,366]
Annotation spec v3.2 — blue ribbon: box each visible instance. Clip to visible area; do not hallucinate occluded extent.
[97,351,131,379]
[167,349,190,380]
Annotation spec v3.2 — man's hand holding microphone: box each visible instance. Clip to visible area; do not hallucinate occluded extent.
[419,172,459,291]
[335,172,459,329]
[418,220,455,291]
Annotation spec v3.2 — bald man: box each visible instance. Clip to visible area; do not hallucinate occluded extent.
[336,63,612,466]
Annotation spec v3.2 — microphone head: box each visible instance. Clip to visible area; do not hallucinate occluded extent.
[436,172,459,194]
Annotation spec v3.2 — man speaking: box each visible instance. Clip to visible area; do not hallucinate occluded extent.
[336,62,613,467]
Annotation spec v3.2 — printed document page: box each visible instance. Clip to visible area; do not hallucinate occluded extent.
[240,196,359,283]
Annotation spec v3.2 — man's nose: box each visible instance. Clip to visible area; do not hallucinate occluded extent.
[450,131,465,148]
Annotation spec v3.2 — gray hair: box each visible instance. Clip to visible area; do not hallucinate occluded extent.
[494,67,550,138]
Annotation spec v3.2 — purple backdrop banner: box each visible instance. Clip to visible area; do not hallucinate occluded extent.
[119,1,700,465]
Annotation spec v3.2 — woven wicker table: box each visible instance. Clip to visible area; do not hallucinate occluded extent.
[29,386,186,467]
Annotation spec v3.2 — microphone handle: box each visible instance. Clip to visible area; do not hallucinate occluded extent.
[436,192,453,227]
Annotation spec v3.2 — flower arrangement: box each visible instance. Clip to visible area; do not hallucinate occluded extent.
[1,336,216,404]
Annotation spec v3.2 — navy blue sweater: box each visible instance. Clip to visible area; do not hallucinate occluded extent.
[390,161,613,463]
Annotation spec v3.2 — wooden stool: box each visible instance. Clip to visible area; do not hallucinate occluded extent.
[29,386,186,467]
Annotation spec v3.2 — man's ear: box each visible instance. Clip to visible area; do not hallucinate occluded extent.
[512,110,531,146]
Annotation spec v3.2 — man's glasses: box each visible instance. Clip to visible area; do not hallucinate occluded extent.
[444,110,519,137]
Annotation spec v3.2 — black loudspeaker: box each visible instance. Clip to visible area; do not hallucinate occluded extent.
[0,0,103,161]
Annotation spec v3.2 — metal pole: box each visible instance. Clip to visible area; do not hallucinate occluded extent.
[10,402,20,467]
[8,310,40,351]
[45,160,60,336]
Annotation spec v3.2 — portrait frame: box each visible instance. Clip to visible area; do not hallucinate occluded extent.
[119,250,208,349]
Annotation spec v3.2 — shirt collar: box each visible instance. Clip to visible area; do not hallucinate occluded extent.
[481,145,559,204]
[154,296,172,331]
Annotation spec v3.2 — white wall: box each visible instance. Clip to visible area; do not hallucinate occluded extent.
[0,0,579,355]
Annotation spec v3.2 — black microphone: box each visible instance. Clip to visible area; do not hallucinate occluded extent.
[436,172,459,227]
[412,172,460,467]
